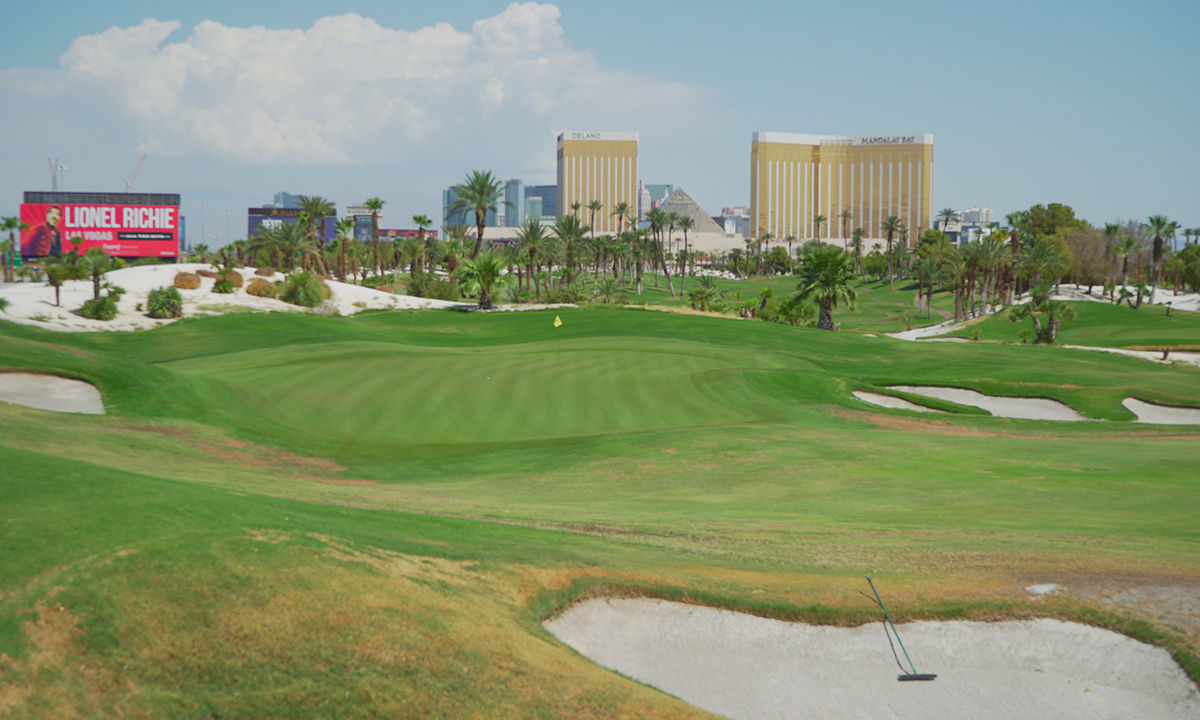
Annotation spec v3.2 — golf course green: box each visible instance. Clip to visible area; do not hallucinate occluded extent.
[1,304,1198,717]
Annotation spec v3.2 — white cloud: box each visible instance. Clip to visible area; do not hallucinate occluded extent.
[16,3,713,166]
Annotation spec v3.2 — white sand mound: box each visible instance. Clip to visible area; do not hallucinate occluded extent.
[1122,397,1200,425]
[0,263,460,332]
[546,598,1200,720]
[852,391,942,413]
[889,386,1088,421]
[0,373,104,414]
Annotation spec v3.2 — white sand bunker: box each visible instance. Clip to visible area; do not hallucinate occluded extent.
[546,598,1200,720]
[1123,397,1200,425]
[889,386,1087,421]
[853,390,942,413]
[0,373,104,414]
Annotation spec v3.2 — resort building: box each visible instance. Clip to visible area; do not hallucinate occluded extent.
[556,131,638,233]
[750,132,933,246]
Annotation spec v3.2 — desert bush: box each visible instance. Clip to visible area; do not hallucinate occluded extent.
[78,283,125,321]
[220,270,244,287]
[405,273,460,301]
[255,267,275,277]
[376,285,395,294]
[213,279,236,294]
[245,278,276,297]
[196,268,220,279]
[174,272,201,290]
[277,272,327,307]
[132,257,166,267]
[146,286,183,318]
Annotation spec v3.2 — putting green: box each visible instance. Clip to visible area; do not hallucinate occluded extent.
[162,337,792,450]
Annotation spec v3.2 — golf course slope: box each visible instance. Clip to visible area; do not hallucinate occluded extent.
[1,303,1198,716]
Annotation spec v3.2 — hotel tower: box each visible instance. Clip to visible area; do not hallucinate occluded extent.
[556,131,638,233]
[750,132,933,245]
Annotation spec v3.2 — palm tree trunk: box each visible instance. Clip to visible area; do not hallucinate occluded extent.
[817,299,833,330]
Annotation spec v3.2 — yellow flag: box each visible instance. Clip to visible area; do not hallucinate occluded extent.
[553,315,563,328]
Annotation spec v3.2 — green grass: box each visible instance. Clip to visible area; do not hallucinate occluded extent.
[1,306,1198,716]
[940,300,1200,348]
[621,272,955,333]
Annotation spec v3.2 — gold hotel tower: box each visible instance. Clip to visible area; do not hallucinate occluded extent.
[556,131,638,233]
[750,132,933,245]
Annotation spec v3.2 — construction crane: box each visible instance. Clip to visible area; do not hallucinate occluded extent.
[47,157,66,191]
[123,153,147,192]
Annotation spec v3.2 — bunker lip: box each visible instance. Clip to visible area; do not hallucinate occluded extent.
[888,385,1088,421]
[545,597,1200,720]
[0,372,104,414]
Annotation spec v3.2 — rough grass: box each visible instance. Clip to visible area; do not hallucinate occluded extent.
[0,306,1198,715]
[940,300,1200,348]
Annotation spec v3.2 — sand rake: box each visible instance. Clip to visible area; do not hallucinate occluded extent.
[863,577,938,682]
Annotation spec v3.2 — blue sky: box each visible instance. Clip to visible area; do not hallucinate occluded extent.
[2,1,1197,246]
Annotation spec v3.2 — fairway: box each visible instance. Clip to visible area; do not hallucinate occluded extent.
[1,306,1198,717]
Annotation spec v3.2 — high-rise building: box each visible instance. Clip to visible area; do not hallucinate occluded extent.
[504,180,526,227]
[273,191,303,209]
[750,132,933,244]
[556,131,638,233]
[525,185,557,221]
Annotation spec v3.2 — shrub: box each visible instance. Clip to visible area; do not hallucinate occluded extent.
[255,267,275,277]
[196,268,220,279]
[213,279,237,294]
[78,284,124,321]
[277,272,327,307]
[79,295,119,320]
[245,278,276,297]
[132,257,166,267]
[174,272,201,289]
[376,285,395,294]
[220,270,244,287]
[405,274,460,301]
[146,286,183,318]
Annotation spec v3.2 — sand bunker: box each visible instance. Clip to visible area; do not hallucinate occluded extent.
[852,390,942,413]
[889,386,1087,421]
[0,373,104,414]
[1122,397,1200,425]
[545,598,1200,720]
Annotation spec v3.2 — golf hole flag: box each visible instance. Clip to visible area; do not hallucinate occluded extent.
[554,315,563,328]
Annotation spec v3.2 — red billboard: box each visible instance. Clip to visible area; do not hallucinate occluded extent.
[20,202,180,258]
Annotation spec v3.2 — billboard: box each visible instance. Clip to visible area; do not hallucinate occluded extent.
[20,195,180,258]
[247,207,337,241]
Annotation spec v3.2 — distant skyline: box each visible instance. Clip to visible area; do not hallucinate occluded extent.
[2,1,1197,247]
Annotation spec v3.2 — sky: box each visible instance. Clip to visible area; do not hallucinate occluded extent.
[2,0,1197,247]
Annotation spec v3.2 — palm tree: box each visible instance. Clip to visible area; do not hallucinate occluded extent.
[334,217,355,281]
[586,200,603,239]
[881,215,903,290]
[571,201,582,220]
[676,216,694,291]
[298,195,335,254]
[77,247,115,300]
[610,201,630,237]
[592,277,623,304]
[795,245,856,330]
[912,256,945,319]
[813,214,826,240]
[363,197,385,276]
[975,233,1012,312]
[849,228,865,274]
[454,251,505,309]
[937,208,958,236]
[1146,214,1173,302]
[838,210,852,243]
[412,214,433,277]
[448,170,506,259]
[515,217,547,295]
[45,260,70,306]
[1,216,27,283]
[551,214,588,276]
[441,224,470,277]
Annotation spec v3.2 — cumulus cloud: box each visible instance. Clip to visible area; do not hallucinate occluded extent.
[20,3,711,166]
